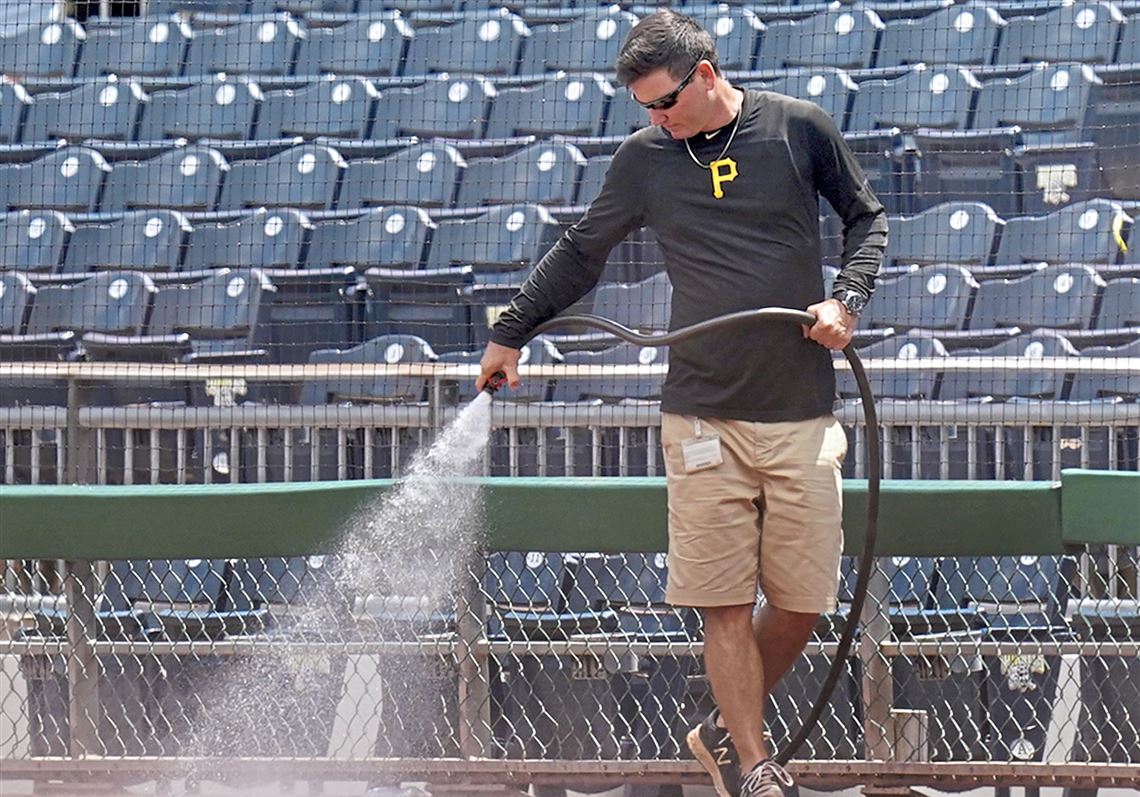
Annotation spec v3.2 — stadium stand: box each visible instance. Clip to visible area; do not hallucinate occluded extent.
[517,9,639,75]
[454,141,586,208]
[22,77,150,144]
[875,1,1006,67]
[183,207,311,272]
[183,15,305,77]
[258,77,378,141]
[755,6,885,71]
[60,209,191,273]
[100,146,229,213]
[293,12,412,76]
[484,73,613,139]
[0,146,111,213]
[136,76,263,142]
[215,143,347,210]
[76,17,194,78]
[403,9,530,76]
[0,210,73,273]
[0,19,84,78]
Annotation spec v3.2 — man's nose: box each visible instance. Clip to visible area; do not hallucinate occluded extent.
[648,108,668,125]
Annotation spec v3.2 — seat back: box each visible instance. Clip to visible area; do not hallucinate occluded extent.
[339,142,465,209]
[0,210,72,272]
[184,208,311,271]
[62,210,190,273]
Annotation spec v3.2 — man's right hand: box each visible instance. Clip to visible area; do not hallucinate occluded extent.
[475,341,523,393]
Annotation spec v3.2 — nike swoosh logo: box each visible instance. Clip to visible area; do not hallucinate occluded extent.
[704,131,721,139]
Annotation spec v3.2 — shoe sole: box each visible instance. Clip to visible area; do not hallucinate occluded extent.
[686,726,733,797]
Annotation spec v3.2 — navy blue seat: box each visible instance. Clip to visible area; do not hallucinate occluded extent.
[184,15,304,77]
[939,330,1081,400]
[425,204,559,277]
[994,0,1124,65]
[847,65,978,133]
[363,265,475,353]
[300,333,437,404]
[183,208,311,272]
[0,77,32,143]
[484,74,613,139]
[137,77,261,142]
[517,10,639,75]
[544,270,671,352]
[1067,276,1140,348]
[0,271,35,335]
[884,201,1003,270]
[437,337,561,404]
[761,68,857,133]
[0,20,84,78]
[0,210,73,273]
[101,145,228,213]
[307,206,432,271]
[993,198,1132,268]
[1069,337,1140,400]
[756,7,885,71]
[547,342,667,402]
[837,330,948,400]
[684,5,764,71]
[875,1,1006,67]
[0,270,154,361]
[861,264,978,339]
[258,77,378,141]
[339,142,465,210]
[455,142,586,209]
[76,17,193,78]
[577,154,612,206]
[370,76,494,140]
[62,210,190,274]
[83,268,274,364]
[404,10,529,76]
[216,143,347,211]
[223,555,344,634]
[0,146,111,213]
[293,13,412,77]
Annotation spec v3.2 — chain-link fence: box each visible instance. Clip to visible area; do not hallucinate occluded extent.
[1,0,1138,789]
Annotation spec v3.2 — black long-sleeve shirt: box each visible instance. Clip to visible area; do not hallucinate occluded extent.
[491,88,888,422]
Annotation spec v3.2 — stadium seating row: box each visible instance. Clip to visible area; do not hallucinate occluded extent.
[2,3,1138,81]
[1,195,1134,276]
[13,550,1135,762]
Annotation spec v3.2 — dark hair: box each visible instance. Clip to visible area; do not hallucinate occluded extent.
[615,10,719,87]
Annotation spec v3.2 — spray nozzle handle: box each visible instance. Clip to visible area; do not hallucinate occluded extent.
[483,371,508,394]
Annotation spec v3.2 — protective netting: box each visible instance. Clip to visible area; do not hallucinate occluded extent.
[0,0,1137,787]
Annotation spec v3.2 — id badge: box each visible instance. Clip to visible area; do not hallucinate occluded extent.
[680,418,723,473]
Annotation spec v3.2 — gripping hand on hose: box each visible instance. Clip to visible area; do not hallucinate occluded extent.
[804,298,858,351]
[476,341,522,393]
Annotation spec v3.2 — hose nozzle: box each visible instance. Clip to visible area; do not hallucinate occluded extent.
[482,371,508,395]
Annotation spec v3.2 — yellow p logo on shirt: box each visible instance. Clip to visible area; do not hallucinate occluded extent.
[710,157,738,199]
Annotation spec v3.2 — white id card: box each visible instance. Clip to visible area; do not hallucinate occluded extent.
[680,418,723,473]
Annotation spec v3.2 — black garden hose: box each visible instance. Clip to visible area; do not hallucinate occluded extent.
[495,308,881,766]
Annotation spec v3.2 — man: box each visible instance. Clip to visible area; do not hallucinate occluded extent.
[476,10,887,797]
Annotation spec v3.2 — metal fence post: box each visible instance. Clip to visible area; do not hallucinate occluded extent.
[64,559,99,757]
[860,560,895,761]
[456,552,492,758]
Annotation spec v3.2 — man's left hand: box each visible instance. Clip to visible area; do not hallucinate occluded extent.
[804,298,857,350]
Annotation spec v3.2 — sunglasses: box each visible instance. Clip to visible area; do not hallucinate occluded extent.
[632,59,702,111]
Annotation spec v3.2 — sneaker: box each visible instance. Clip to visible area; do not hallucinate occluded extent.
[685,708,741,797]
[739,759,795,797]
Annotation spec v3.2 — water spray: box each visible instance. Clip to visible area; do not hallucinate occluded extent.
[486,307,881,767]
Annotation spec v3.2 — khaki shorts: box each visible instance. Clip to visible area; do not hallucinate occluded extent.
[661,412,847,613]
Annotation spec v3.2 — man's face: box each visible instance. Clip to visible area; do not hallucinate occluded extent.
[628,60,708,140]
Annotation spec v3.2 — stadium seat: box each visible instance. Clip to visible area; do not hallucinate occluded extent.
[215,143,347,211]
[436,337,561,403]
[683,4,764,71]
[455,142,586,208]
[100,145,229,213]
[875,1,1006,67]
[966,263,1106,341]
[371,75,494,139]
[182,209,309,276]
[938,330,1081,400]
[299,333,438,404]
[0,77,32,143]
[137,76,262,142]
[404,10,529,76]
[258,77,378,141]
[0,0,63,37]
[339,142,464,211]
[756,6,885,71]
[292,13,412,77]
[0,210,73,272]
[837,330,948,400]
[484,73,613,139]
[0,20,84,78]
[22,78,148,144]
[184,15,304,77]
[223,555,346,633]
[577,154,612,207]
[363,265,475,353]
[0,270,155,361]
[847,65,978,134]
[75,16,193,78]
[0,146,111,213]
[759,68,858,133]
[885,201,1003,269]
[546,342,667,402]
[994,0,1124,65]
[83,268,275,364]
[0,271,35,335]
[1069,337,1140,400]
[306,206,433,271]
[517,10,639,75]
[544,271,672,352]
[61,210,191,273]
[860,264,978,335]
[1068,276,1140,347]
[605,79,651,138]
[992,198,1132,267]
[425,204,559,276]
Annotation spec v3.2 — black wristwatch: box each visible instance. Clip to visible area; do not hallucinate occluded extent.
[837,290,867,317]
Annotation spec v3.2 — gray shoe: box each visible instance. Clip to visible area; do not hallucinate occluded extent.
[739,759,795,797]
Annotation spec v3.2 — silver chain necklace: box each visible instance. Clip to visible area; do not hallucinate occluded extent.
[684,99,743,169]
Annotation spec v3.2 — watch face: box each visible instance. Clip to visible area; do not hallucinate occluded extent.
[843,293,866,315]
